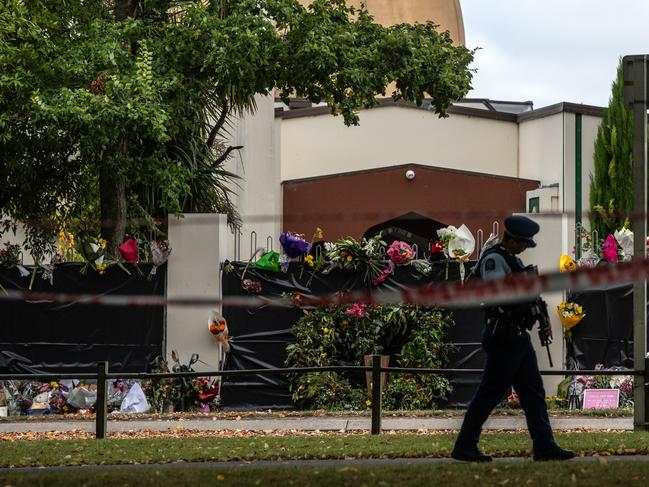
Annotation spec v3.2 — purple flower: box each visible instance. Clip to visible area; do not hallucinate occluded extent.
[280,232,311,258]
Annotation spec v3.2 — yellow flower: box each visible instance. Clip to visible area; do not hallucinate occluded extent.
[320,352,327,358]
[365,399,372,407]
[96,263,107,275]
[342,320,349,326]
[99,239,107,249]
[305,255,314,267]
[322,327,329,334]
[50,381,58,388]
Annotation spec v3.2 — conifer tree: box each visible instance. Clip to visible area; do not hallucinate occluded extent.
[589,62,634,237]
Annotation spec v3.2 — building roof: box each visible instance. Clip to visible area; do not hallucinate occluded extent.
[274,98,605,123]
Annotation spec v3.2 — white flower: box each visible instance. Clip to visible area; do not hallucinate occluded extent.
[324,242,334,252]
[436,226,457,239]
[614,228,634,261]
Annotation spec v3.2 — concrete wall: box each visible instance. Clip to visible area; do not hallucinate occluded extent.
[281,106,519,181]
[166,214,229,372]
[518,113,564,187]
[225,94,282,261]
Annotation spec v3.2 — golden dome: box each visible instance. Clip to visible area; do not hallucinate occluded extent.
[298,0,465,45]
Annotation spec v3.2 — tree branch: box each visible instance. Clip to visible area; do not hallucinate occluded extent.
[207,99,229,149]
[214,145,243,166]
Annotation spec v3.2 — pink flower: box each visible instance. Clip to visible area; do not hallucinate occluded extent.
[345,303,368,318]
[387,241,415,265]
[601,234,619,262]
[372,261,394,286]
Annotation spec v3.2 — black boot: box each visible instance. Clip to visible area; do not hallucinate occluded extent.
[533,446,575,461]
[451,446,493,462]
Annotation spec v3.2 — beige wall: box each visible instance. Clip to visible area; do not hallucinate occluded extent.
[518,113,564,187]
[166,214,229,372]
[226,94,282,260]
[281,106,519,181]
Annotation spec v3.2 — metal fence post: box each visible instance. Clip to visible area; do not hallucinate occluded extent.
[624,54,649,431]
[371,354,382,435]
[645,357,649,430]
[95,361,108,439]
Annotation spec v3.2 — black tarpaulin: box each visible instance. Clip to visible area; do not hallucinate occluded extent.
[220,261,484,410]
[0,263,166,374]
[566,284,647,370]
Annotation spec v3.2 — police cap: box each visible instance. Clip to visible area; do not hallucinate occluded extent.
[504,215,539,248]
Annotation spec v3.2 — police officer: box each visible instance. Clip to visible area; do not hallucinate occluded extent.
[451,215,575,462]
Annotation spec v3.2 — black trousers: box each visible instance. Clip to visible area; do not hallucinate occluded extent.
[454,323,557,453]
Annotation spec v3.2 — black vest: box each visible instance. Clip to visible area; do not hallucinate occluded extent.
[475,244,535,325]
[475,244,526,278]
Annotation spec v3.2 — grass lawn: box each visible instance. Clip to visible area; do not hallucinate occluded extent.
[2,461,649,486]
[2,431,649,468]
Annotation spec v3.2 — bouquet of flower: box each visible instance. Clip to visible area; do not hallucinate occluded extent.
[601,234,619,263]
[435,225,457,254]
[76,235,108,275]
[208,309,230,352]
[326,233,387,285]
[559,254,576,272]
[436,224,475,281]
[387,241,415,265]
[190,377,220,412]
[280,232,311,258]
[0,242,22,268]
[556,302,586,339]
[614,227,633,261]
[149,239,171,277]
[609,372,634,407]
[144,357,182,413]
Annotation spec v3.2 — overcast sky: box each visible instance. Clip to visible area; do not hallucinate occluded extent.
[461,0,649,109]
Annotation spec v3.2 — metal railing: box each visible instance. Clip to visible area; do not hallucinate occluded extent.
[1,357,647,439]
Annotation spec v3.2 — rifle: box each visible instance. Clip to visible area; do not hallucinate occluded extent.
[531,298,553,368]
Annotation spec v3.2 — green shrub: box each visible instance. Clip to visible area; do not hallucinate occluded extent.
[285,304,454,410]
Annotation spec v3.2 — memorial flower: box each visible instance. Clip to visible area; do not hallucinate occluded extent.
[614,227,633,261]
[241,278,262,294]
[345,303,368,318]
[601,234,619,262]
[326,233,386,285]
[557,302,586,339]
[387,241,415,265]
[0,242,21,268]
[149,239,172,277]
[280,232,310,258]
[559,254,576,272]
[436,224,475,281]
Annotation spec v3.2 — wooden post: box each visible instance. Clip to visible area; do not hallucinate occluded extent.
[95,361,108,439]
[371,354,382,435]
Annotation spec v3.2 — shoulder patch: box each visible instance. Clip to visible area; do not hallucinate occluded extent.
[484,258,496,271]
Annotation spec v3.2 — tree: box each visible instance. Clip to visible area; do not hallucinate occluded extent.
[0,0,474,259]
[589,62,634,237]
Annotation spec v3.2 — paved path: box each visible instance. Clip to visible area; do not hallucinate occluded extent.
[0,415,633,433]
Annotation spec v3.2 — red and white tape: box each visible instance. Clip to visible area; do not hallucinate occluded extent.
[0,259,647,309]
